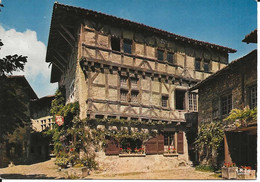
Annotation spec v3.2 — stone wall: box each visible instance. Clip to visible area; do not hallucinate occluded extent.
[197,51,257,124]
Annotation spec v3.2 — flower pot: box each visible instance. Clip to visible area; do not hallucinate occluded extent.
[222,167,238,179]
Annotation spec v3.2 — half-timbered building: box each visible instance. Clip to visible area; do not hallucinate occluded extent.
[45,2,236,164]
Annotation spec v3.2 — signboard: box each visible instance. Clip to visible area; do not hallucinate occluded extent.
[55,116,64,126]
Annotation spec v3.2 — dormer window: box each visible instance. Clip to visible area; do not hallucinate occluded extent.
[123,39,132,54]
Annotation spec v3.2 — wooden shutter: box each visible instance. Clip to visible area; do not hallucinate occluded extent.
[145,137,158,154]
[145,134,164,154]
[157,134,164,154]
[177,131,184,154]
[105,138,120,155]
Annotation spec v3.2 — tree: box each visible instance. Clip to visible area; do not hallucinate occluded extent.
[0,39,29,142]
[0,40,27,77]
[195,121,224,168]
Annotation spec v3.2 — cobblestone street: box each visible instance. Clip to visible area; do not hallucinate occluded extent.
[0,158,220,179]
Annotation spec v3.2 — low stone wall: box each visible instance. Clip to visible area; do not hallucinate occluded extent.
[95,152,190,174]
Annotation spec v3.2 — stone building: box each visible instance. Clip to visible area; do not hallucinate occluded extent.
[190,29,257,168]
[31,95,55,132]
[45,2,236,164]
[29,95,55,161]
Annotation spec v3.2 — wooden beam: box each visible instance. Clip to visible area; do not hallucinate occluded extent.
[54,50,68,64]
[59,24,76,42]
[58,30,74,48]
[52,60,64,72]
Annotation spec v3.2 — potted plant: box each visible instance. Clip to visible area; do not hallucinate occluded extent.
[120,147,123,153]
[238,166,256,179]
[172,147,176,153]
[127,147,131,154]
[134,148,139,153]
[222,162,238,179]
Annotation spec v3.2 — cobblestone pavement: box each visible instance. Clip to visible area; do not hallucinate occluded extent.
[0,158,221,179]
[87,167,221,180]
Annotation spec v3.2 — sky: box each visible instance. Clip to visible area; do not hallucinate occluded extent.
[0,0,257,98]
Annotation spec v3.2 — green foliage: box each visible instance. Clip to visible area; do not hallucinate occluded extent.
[0,40,27,77]
[55,157,69,167]
[47,89,97,169]
[0,77,30,142]
[87,118,168,127]
[0,40,29,142]
[224,107,257,126]
[195,121,224,150]
[195,165,214,172]
[195,121,224,166]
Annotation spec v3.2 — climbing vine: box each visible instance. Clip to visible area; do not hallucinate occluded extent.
[195,121,224,166]
[45,89,97,169]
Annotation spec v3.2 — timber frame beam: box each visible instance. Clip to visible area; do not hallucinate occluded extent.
[80,57,198,85]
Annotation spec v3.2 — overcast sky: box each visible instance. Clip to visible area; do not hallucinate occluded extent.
[0,0,257,98]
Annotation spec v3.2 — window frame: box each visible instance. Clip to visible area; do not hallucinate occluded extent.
[111,36,121,52]
[120,89,128,102]
[162,95,169,108]
[130,91,139,103]
[195,58,201,71]
[167,52,174,64]
[204,60,210,72]
[221,93,232,116]
[157,49,164,61]
[175,89,186,110]
[188,92,198,111]
[123,39,132,54]
[249,85,257,109]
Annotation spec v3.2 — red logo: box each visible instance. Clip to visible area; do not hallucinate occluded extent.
[55,116,64,126]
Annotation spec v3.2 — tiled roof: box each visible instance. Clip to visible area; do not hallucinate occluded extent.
[47,2,236,55]
[242,29,257,44]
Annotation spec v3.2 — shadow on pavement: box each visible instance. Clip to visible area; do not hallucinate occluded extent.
[0,173,63,179]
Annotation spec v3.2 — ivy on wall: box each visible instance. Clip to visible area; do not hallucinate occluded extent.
[45,89,97,169]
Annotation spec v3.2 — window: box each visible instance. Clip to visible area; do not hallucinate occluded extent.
[123,39,132,54]
[204,60,210,72]
[131,91,139,103]
[120,76,128,87]
[175,90,186,110]
[111,37,120,51]
[221,94,232,115]
[162,95,168,107]
[250,85,257,109]
[130,77,138,89]
[167,52,174,64]
[195,58,201,71]
[189,92,198,111]
[164,132,175,151]
[157,49,164,61]
[120,90,128,102]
